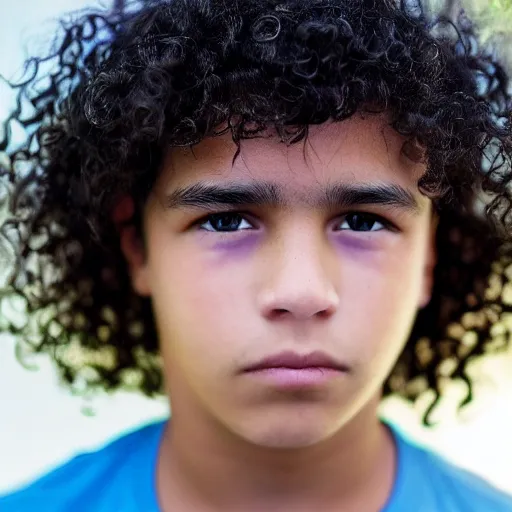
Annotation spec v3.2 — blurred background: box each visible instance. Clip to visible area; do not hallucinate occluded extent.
[1,0,512,497]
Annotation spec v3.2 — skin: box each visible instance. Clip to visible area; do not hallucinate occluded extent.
[122,113,436,511]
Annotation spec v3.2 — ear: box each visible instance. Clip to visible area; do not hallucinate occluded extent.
[113,196,151,297]
[420,214,438,309]
[120,225,151,296]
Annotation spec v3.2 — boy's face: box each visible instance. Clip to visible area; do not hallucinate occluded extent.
[124,114,435,448]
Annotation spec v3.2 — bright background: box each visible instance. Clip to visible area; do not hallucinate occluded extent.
[1,0,511,497]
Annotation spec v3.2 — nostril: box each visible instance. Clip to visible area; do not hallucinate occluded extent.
[267,308,290,320]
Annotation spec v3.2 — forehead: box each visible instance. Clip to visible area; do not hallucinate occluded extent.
[159,114,426,194]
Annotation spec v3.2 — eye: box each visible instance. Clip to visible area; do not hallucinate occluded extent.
[336,212,389,232]
[198,212,254,232]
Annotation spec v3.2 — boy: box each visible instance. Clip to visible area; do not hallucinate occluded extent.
[1,0,512,510]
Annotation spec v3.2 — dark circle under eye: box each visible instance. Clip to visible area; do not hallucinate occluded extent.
[208,213,243,232]
[344,213,383,232]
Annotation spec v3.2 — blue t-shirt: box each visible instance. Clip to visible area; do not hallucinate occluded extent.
[1,419,511,511]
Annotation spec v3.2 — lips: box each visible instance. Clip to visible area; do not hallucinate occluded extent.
[243,350,349,373]
[241,350,349,389]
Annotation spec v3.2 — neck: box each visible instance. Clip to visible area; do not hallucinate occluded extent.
[156,394,397,512]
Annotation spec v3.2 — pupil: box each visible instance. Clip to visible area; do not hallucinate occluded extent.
[213,214,240,231]
[349,214,373,231]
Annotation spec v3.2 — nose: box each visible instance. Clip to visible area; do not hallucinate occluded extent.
[258,231,340,321]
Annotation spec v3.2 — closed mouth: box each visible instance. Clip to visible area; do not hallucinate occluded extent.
[243,350,350,373]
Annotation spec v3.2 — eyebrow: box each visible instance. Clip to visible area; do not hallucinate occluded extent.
[164,181,420,213]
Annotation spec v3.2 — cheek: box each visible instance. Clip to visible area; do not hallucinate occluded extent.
[146,233,254,361]
[337,242,425,367]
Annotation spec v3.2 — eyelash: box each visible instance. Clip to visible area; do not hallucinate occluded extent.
[195,211,397,233]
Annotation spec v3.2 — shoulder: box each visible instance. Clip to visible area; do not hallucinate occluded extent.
[423,449,512,511]
[393,425,512,512]
[0,420,166,512]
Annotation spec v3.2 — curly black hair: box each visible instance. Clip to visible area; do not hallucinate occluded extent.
[1,0,511,424]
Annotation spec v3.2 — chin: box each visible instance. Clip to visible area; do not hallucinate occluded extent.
[250,426,332,449]
[237,414,339,450]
